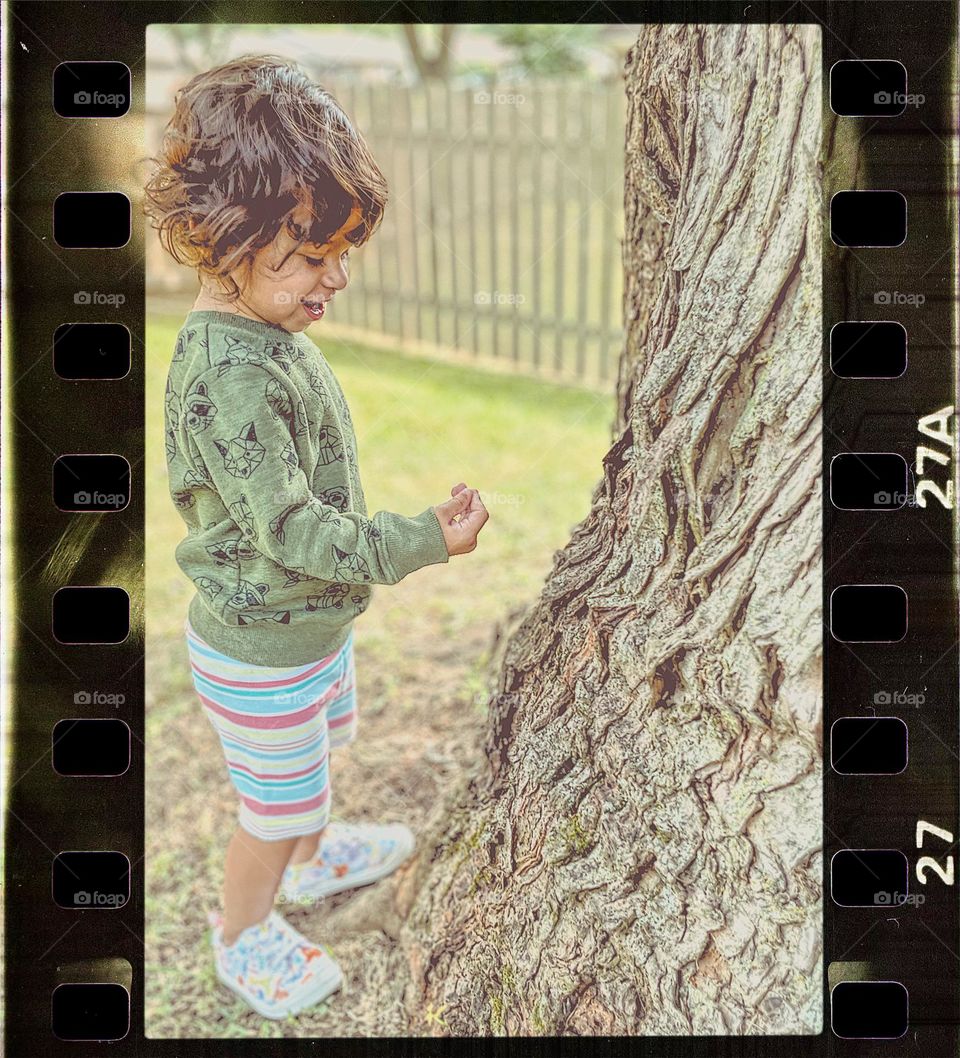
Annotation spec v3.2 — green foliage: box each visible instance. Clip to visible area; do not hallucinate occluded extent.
[561,812,594,855]
[488,24,601,77]
[489,993,505,1033]
[468,864,495,896]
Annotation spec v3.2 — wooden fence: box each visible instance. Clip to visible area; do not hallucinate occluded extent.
[147,78,626,389]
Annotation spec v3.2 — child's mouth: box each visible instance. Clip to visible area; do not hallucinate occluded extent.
[301,299,325,321]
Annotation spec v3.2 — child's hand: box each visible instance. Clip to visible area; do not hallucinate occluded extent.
[433,482,489,557]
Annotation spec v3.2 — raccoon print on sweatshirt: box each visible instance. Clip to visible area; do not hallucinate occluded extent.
[212,334,268,376]
[214,422,266,481]
[237,610,291,626]
[183,379,218,433]
[331,545,373,584]
[305,584,350,611]
[196,576,223,602]
[317,485,349,512]
[226,579,272,612]
[316,424,344,465]
[264,339,306,375]
[205,537,258,570]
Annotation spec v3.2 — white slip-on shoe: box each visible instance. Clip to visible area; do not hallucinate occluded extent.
[280,821,416,905]
[210,909,343,1019]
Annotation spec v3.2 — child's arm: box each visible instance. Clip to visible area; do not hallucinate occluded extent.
[184,362,449,585]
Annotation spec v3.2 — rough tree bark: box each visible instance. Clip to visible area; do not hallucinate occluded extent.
[396,24,823,1035]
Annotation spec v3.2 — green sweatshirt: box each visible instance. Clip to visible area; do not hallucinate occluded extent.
[164,310,449,666]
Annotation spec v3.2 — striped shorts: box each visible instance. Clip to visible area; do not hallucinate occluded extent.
[184,618,358,841]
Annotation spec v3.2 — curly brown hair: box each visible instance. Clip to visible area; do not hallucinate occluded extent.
[143,54,388,301]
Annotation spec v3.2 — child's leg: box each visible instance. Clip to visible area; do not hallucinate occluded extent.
[222,827,300,945]
[288,630,357,868]
[183,621,347,941]
[290,830,324,865]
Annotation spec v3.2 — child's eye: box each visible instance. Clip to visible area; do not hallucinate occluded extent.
[305,251,350,267]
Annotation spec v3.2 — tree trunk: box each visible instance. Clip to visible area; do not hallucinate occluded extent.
[397,23,823,1035]
[401,24,456,82]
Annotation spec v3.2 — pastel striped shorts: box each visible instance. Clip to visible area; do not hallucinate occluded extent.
[184,619,358,841]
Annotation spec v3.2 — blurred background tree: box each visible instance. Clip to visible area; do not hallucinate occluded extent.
[484,23,598,78]
[402,24,457,81]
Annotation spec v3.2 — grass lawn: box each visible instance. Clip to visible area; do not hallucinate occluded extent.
[144,313,614,1037]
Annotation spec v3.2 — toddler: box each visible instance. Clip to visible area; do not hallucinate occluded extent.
[145,54,488,1020]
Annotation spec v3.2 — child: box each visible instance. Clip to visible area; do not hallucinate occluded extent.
[145,55,488,1020]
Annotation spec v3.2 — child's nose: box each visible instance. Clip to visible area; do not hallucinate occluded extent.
[323,261,349,291]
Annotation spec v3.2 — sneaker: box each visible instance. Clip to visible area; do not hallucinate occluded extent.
[209,909,343,1019]
[279,821,415,904]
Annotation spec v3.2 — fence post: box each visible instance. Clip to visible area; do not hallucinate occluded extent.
[531,83,543,375]
[509,91,521,365]
[444,81,460,352]
[404,85,423,342]
[388,85,407,342]
[369,80,388,337]
[553,80,566,376]
[424,80,442,347]
[465,86,480,358]
[599,80,621,384]
[576,86,591,382]
[487,83,499,362]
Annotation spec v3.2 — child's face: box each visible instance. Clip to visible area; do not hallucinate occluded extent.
[232,202,364,333]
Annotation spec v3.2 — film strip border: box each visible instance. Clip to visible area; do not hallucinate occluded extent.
[823,14,960,1053]
[3,1,957,1053]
